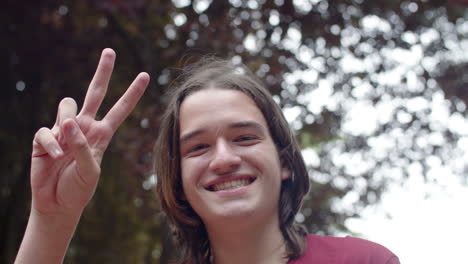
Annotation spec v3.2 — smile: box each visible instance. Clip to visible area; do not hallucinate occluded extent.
[208,177,256,192]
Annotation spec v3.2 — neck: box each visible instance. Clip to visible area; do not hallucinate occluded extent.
[206,216,287,264]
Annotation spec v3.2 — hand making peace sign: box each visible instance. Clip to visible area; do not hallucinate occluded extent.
[30,48,149,218]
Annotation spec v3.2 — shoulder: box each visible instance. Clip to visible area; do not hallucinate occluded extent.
[290,234,400,264]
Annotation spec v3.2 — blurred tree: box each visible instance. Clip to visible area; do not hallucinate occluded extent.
[1,0,466,263]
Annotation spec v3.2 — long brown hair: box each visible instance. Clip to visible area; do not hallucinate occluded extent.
[154,58,310,263]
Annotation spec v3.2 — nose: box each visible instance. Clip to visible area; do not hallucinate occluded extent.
[209,139,241,175]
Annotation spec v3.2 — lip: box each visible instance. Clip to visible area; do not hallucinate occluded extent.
[212,183,253,198]
[203,175,257,192]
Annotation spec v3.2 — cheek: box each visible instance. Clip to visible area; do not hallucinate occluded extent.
[180,157,207,192]
[180,158,210,216]
[247,144,282,170]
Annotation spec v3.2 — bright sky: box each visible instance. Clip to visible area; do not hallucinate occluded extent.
[294,88,468,264]
[339,16,468,264]
[346,176,468,264]
[297,113,468,264]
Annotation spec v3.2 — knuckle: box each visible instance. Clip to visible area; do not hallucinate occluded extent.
[96,120,114,135]
[73,136,88,150]
[34,127,54,146]
[35,127,49,138]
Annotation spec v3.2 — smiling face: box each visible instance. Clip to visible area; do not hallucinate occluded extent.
[179,88,290,227]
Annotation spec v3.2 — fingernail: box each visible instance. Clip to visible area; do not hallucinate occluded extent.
[53,148,63,158]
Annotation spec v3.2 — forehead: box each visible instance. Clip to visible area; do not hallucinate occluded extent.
[179,89,267,136]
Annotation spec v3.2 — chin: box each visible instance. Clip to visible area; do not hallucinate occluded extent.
[203,204,257,223]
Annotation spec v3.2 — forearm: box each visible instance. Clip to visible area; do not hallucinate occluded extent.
[15,209,82,264]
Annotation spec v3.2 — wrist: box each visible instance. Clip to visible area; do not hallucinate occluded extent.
[29,206,83,230]
[15,208,83,264]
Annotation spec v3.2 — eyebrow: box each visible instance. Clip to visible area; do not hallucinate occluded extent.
[179,121,266,144]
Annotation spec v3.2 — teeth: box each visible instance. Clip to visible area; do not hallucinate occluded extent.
[213,179,251,191]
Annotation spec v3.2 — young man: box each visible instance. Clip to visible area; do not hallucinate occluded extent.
[15,49,399,264]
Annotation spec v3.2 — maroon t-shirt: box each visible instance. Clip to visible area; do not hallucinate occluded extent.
[289,234,400,264]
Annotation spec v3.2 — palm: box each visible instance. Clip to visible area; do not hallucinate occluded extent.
[30,49,149,216]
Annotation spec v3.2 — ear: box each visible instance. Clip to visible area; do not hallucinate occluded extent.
[281,167,291,180]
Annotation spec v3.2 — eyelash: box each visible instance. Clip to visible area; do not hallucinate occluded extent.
[185,135,259,155]
[189,144,208,153]
[234,135,257,142]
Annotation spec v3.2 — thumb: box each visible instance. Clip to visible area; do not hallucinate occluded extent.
[62,119,100,187]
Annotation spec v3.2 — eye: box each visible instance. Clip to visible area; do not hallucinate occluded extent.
[188,144,208,153]
[184,144,210,157]
[234,135,259,144]
[236,136,255,141]
[181,143,209,158]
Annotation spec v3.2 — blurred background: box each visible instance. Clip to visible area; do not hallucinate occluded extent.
[1,0,467,263]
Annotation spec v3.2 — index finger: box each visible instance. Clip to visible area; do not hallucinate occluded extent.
[80,48,116,118]
[102,72,150,132]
